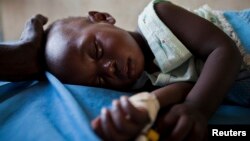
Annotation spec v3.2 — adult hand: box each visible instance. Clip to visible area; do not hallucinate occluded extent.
[0,14,48,81]
[20,14,48,44]
[19,14,48,75]
[92,96,150,141]
[155,102,208,141]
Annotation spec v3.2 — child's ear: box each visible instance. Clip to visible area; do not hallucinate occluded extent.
[88,11,116,25]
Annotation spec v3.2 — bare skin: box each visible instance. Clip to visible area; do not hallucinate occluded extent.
[1,1,242,141]
[91,82,194,141]
[90,2,241,141]
[45,14,145,90]
[0,14,47,81]
[44,13,191,140]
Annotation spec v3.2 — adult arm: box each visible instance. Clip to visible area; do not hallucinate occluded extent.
[0,14,47,81]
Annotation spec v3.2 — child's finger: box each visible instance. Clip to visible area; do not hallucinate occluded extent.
[186,123,207,141]
[91,117,108,141]
[111,100,141,135]
[91,117,99,129]
[167,116,193,141]
[100,108,126,141]
[163,109,179,128]
[120,96,150,125]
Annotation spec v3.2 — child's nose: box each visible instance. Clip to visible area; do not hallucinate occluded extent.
[101,60,116,77]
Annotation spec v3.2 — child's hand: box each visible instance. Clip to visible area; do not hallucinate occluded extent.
[91,96,150,141]
[155,102,208,141]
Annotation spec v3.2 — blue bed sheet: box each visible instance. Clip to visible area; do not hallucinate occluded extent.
[0,72,249,141]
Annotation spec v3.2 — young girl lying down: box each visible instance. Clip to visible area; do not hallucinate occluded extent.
[1,0,249,140]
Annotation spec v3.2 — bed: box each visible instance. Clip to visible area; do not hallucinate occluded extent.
[1,8,250,141]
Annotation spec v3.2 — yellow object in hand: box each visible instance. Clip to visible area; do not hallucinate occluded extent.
[146,129,159,141]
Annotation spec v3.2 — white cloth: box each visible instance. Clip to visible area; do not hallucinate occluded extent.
[129,92,160,141]
[137,0,201,87]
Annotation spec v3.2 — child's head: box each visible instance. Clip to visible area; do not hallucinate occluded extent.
[45,11,145,89]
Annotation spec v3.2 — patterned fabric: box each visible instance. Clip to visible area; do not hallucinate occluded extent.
[137,0,200,87]
[194,5,250,69]
[224,9,250,69]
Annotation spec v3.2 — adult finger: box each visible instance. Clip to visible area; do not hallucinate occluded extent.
[33,14,48,25]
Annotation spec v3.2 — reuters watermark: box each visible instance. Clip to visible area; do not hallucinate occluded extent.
[208,125,250,140]
[212,129,246,137]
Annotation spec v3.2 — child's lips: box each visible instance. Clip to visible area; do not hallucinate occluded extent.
[117,58,135,80]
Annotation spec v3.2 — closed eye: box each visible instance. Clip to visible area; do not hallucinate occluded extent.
[95,40,103,59]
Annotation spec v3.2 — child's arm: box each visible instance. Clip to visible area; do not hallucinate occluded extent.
[0,14,47,81]
[91,82,193,141]
[152,1,242,140]
[92,96,150,141]
[152,82,193,107]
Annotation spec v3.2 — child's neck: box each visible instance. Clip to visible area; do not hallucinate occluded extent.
[129,30,159,73]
